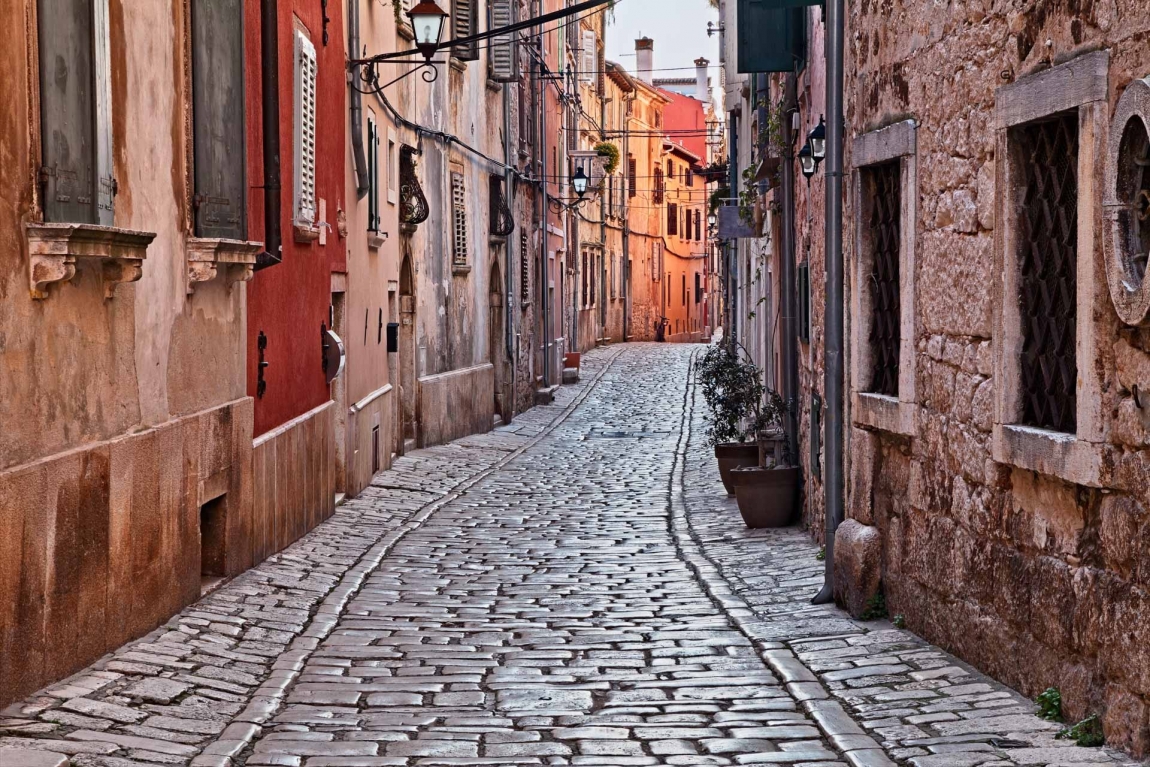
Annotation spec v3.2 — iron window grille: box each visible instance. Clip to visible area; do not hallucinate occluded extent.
[865,161,902,396]
[489,175,515,237]
[1015,112,1079,433]
[520,228,530,302]
[399,146,429,226]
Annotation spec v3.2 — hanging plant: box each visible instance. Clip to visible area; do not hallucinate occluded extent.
[594,142,620,175]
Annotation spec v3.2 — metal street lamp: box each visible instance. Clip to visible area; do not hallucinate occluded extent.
[808,116,826,163]
[798,143,816,180]
[572,166,589,198]
[409,0,449,60]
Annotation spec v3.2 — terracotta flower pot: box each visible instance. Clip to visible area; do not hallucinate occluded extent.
[730,465,800,529]
[714,442,760,495]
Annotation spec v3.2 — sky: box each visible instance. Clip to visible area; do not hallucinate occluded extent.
[605,0,721,85]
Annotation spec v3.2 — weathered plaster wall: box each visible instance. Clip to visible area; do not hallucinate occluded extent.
[840,0,1150,754]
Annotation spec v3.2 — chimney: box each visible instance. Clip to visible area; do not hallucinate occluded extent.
[695,57,710,104]
[636,37,653,84]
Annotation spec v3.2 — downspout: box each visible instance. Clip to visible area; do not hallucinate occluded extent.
[600,96,609,339]
[256,0,282,270]
[814,0,846,605]
[779,73,799,467]
[621,96,631,340]
[536,7,549,387]
[349,0,369,198]
[727,114,739,339]
[504,81,515,419]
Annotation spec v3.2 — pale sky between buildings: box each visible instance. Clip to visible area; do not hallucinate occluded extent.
[605,0,721,89]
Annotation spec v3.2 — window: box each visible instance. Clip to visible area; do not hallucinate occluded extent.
[797,261,810,344]
[628,156,637,198]
[653,167,664,204]
[695,210,702,241]
[695,272,702,303]
[581,250,589,307]
[863,161,901,396]
[451,0,478,60]
[293,29,317,227]
[1014,113,1079,433]
[37,0,114,226]
[387,132,398,204]
[685,168,694,188]
[367,115,380,232]
[667,159,674,180]
[191,0,246,239]
[451,169,469,268]
[682,274,687,305]
[520,228,530,302]
[667,203,678,236]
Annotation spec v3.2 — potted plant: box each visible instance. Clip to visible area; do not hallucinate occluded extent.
[729,390,800,529]
[697,341,771,495]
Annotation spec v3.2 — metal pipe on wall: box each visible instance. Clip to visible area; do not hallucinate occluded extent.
[504,80,516,420]
[256,0,282,270]
[779,73,799,467]
[814,0,846,605]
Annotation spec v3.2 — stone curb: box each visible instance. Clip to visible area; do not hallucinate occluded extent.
[188,346,626,767]
[664,349,898,767]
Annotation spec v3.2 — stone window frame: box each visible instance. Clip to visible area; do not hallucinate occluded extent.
[849,119,918,437]
[991,50,1110,487]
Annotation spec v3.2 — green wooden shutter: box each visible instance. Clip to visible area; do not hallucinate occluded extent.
[736,1,806,73]
[367,118,379,232]
[192,0,247,239]
[37,0,98,224]
[452,0,479,61]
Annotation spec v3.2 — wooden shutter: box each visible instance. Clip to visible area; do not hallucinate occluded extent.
[596,39,606,95]
[452,0,478,61]
[192,0,246,239]
[293,30,317,225]
[580,30,595,83]
[367,116,379,231]
[451,171,468,266]
[37,0,102,224]
[628,156,637,198]
[489,0,516,81]
[668,203,677,236]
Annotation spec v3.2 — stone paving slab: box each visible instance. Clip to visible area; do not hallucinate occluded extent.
[2,343,1144,767]
[675,350,1145,767]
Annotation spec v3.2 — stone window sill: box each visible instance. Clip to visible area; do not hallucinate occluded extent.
[852,392,916,437]
[27,222,155,300]
[397,22,413,41]
[186,237,262,294]
[293,223,320,243]
[452,263,472,276]
[992,424,1104,488]
[368,232,388,251]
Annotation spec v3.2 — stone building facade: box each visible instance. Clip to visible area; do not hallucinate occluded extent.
[724,0,1150,755]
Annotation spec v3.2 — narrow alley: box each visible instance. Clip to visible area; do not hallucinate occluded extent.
[1,345,1140,767]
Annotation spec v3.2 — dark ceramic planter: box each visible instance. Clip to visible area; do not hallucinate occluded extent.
[730,466,800,529]
[714,442,760,495]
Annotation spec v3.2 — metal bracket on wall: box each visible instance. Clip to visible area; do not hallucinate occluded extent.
[257,331,269,398]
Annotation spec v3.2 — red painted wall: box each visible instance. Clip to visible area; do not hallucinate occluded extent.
[244,3,347,436]
[659,89,707,164]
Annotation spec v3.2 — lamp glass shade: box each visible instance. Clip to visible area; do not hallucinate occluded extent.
[409,1,448,56]
[572,167,589,198]
[798,144,816,179]
[808,116,826,161]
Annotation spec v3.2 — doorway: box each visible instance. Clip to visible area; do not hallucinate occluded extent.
[398,254,416,449]
[489,259,505,423]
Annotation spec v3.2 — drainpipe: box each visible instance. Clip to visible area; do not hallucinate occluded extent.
[349,0,369,198]
[256,0,282,270]
[727,114,738,340]
[504,80,515,419]
[536,7,550,388]
[779,73,799,468]
[814,0,846,605]
[600,96,609,340]
[621,96,631,340]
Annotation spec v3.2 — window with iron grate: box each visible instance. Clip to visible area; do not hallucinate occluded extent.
[1014,113,1079,433]
[451,170,469,268]
[864,161,901,396]
[520,228,530,302]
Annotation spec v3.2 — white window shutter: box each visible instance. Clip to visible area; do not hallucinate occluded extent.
[580,30,595,83]
[452,0,478,61]
[293,30,317,226]
[489,0,516,82]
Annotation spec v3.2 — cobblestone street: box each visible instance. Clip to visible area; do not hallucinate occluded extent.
[1,345,1142,767]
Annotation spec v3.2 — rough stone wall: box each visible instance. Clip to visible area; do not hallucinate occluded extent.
[840,0,1150,755]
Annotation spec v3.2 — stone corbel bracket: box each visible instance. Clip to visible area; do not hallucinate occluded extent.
[1103,75,1150,327]
[186,238,263,294]
[27,222,155,300]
